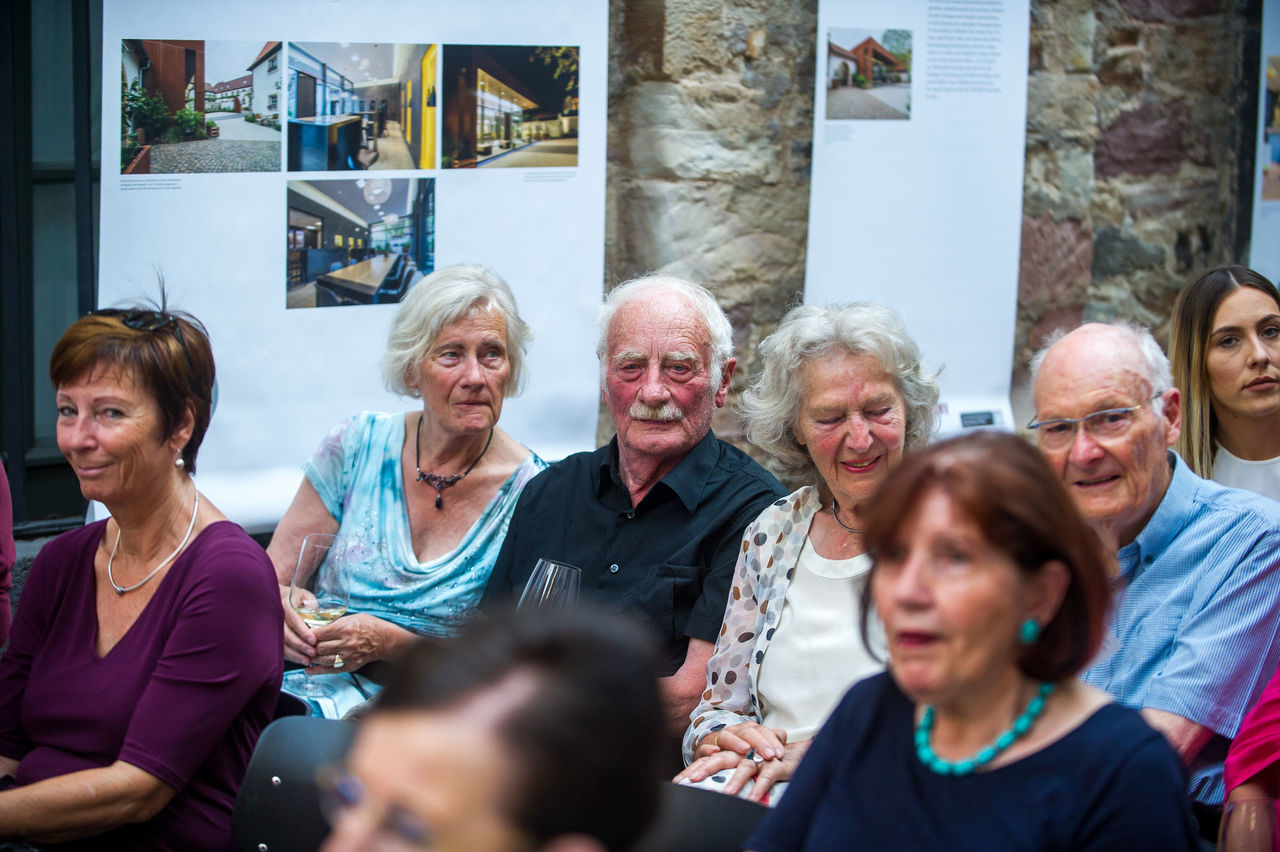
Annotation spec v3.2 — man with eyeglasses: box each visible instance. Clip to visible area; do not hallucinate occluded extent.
[1030,322,1280,832]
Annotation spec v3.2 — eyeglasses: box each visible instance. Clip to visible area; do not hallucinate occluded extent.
[88,308,192,366]
[1026,395,1162,450]
[316,765,434,850]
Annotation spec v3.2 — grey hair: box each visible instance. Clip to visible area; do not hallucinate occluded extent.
[741,302,940,481]
[596,274,734,381]
[1029,321,1172,415]
[381,264,531,399]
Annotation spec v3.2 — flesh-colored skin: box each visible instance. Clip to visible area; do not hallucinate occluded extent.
[1032,325,1181,550]
[601,292,734,506]
[1207,287,1280,461]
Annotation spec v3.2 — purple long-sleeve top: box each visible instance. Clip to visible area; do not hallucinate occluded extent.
[0,519,283,851]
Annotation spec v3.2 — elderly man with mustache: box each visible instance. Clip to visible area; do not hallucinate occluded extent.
[483,275,786,744]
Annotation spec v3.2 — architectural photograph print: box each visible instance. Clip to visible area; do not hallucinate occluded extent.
[442,45,579,168]
[286,177,435,309]
[287,42,438,172]
[1264,55,1280,200]
[121,40,282,174]
[826,28,912,121]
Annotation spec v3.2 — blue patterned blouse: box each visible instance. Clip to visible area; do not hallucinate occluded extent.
[303,411,546,637]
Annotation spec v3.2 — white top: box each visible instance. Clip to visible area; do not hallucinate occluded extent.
[757,538,882,742]
[1213,444,1280,504]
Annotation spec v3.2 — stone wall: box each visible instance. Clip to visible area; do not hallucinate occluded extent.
[606,0,1260,443]
[1015,0,1259,422]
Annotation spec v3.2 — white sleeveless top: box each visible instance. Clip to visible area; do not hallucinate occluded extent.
[757,538,883,742]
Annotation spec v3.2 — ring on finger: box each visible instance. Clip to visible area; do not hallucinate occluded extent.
[333,654,345,669]
[745,748,765,766]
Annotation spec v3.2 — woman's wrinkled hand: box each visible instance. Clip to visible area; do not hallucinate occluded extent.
[280,584,317,665]
[306,613,388,674]
[675,736,810,803]
[694,721,788,762]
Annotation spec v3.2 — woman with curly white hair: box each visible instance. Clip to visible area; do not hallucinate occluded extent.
[675,301,938,802]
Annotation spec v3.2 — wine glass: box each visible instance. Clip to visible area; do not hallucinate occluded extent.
[517,558,581,610]
[288,533,349,696]
[1220,798,1279,852]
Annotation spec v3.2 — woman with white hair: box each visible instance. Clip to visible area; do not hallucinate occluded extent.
[268,265,546,702]
[675,302,939,802]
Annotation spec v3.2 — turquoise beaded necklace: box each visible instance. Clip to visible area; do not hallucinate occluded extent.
[915,681,1055,776]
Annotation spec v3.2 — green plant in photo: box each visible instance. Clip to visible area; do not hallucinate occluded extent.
[174,107,205,139]
[854,72,867,88]
[124,81,170,143]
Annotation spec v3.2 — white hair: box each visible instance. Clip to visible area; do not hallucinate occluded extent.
[596,274,734,380]
[741,302,940,480]
[381,264,531,398]
[1029,322,1172,414]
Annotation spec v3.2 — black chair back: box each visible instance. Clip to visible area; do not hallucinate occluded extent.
[631,783,769,852]
[232,716,355,852]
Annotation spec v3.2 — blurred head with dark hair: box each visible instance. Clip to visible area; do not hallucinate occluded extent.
[321,606,666,852]
[862,431,1110,706]
[50,306,215,510]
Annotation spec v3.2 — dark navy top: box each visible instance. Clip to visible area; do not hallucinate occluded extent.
[747,672,1198,852]
[481,430,785,674]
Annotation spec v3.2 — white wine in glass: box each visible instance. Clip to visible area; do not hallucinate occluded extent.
[289,533,350,695]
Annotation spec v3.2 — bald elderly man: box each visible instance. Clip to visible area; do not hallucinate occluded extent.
[1029,322,1280,822]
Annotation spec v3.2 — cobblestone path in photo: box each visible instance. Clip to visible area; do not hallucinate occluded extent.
[148,139,280,173]
[826,87,908,120]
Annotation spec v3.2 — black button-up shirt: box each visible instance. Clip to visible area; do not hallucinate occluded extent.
[482,430,786,674]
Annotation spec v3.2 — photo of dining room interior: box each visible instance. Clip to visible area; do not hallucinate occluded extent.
[286,41,438,171]
[442,44,579,168]
[285,177,435,309]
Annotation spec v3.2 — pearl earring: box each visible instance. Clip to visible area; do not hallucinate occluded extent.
[175,456,185,469]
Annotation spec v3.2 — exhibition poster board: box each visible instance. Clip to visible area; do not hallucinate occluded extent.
[809,0,1031,434]
[101,0,606,529]
[1251,0,1280,280]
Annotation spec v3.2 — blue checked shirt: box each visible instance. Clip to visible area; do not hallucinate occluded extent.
[1082,452,1280,807]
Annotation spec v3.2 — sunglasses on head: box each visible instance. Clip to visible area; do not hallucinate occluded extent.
[88,308,192,364]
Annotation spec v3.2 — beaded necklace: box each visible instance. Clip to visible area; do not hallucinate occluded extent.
[914,681,1055,776]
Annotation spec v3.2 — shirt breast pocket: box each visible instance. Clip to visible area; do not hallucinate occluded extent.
[657,562,701,635]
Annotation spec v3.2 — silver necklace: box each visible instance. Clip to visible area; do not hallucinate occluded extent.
[830,499,865,534]
[107,489,200,595]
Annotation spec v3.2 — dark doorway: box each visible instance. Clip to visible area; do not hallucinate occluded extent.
[297,71,316,118]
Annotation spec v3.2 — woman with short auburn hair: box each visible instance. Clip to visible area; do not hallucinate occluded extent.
[0,305,282,849]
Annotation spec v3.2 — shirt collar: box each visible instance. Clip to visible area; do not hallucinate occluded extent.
[1117,451,1195,576]
[597,429,720,513]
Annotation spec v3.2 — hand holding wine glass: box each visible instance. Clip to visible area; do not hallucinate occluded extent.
[288,533,349,693]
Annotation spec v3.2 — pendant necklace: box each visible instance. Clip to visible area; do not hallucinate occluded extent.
[107,488,200,595]
[416,417,493,509]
